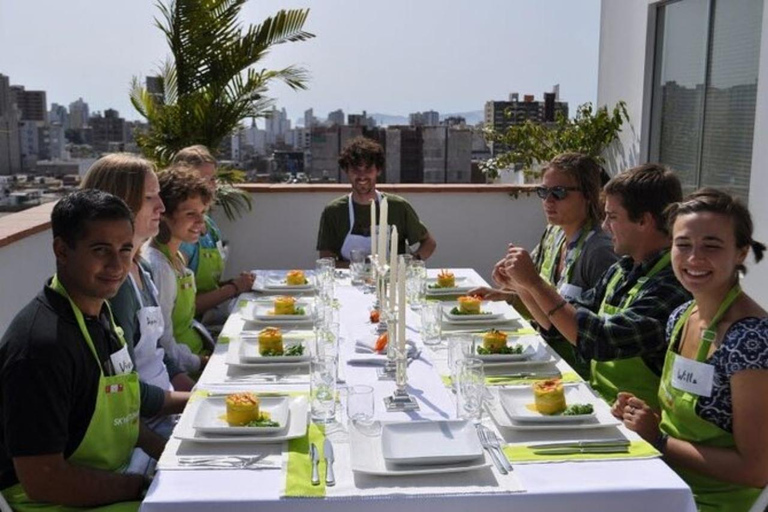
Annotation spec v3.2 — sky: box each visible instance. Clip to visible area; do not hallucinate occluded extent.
[0,0,601,125]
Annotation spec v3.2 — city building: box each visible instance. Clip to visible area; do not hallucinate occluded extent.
[0,74,22,175]
[265,107,291,145]
[9,86,46,122]
[90,109,126,152]
[68,97,90,130]
[484,89,568,156]
[347,111,376,128]
[327,109,345,126]
[409,110,440,126]
[49,103,69,128]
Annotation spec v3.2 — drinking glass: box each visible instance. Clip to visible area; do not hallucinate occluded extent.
[315,257,335,292]
[346,385,374,426]
[310,356,337,423]
[447,334,474,383]
[455,358,485,423]
[316,320,340,360]
[349,249,367,286]
[406,260,427,309]
[419,301,442,346]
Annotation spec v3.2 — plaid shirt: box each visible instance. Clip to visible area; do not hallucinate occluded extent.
[574,249,691,375]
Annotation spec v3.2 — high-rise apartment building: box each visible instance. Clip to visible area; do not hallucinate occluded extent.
[10,86,47,122]
[327,109,345,126]
[484,89,568,156]
[49,103,69,128]
[409,110,440,127]
[91,109,126,151]
[0,74,22,175]
[69,98,90,130]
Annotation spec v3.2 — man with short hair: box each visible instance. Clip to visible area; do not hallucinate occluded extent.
[497,164,691,407]
[0,190,164,510]
[317,137,437,267]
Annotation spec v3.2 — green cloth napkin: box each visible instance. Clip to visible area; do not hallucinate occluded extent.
[440,371,582,387]
[503,440,660,464]
[284,423,327,498]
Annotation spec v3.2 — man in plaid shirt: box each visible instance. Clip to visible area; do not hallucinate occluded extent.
[496,164,690,407]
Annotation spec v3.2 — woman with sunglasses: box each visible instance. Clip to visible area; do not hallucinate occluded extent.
[613,188,768,511]
[473,153,617,376]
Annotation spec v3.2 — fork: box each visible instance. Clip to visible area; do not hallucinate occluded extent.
[475,425,507,475]
[177,455,277,469]
[478,425,513,472]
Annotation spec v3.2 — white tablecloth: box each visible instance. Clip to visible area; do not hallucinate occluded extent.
[141,269,696,512]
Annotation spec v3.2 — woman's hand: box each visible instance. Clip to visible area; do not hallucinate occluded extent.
[621,396,661,442]
[468,286,514,302]
[232,271,255,293]
[611,392,634,419]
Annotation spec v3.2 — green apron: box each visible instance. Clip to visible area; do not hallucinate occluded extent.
[590,252,672,407]
[194,217,225,294]
[4,276,141,512]
[659,285,760,512]
[538,224,592,378]
[156,243,205,355]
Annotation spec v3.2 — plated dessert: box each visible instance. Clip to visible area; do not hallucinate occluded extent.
[274,296,296,315]
[476,329,524,355]
[285,269,308,285]
[435,269,456,288]
[530,379,593,416]
[224,392,277,427]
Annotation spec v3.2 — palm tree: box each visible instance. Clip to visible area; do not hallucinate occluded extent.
[130,0,314,218]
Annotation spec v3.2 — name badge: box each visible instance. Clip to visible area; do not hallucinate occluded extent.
[558,283,583,302]
[216,240,228,261]
[671,354,714,397]
[110,345,134,376]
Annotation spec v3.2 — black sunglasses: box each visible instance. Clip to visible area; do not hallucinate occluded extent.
[536,186,580,200]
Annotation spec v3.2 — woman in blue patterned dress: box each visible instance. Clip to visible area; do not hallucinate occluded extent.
[612,188,768,512]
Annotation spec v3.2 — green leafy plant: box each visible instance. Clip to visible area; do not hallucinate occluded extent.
[481,101,629,180]
[130,0,314,218]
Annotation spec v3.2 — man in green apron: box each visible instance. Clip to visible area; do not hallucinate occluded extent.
[497,164,691,407]
[0,190,165,511]
[316,136,437,267]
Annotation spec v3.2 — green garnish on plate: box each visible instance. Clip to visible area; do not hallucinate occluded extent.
[245,416,280,427]
[260,344,305,357]
[450,306,492,316]
[561,403,594,416]
[477,344,523,355]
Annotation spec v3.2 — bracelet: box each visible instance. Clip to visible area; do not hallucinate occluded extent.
[653,432,669,454]
[546,299,567,318]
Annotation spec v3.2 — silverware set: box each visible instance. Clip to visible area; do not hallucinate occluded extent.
[475,424,513,474]
[528,439,630,455]
[309,440,336,486]
[177,455,279,469]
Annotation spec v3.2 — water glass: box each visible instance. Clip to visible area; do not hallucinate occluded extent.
[310,356,337,423]
[447,334,474,382]
[406,260,427,309]
[315,257,335,290]
[315,320,340,360]
[419,301,442,346]
[349,249,368,285]
[346,384,374,426]
[455,358,485,423]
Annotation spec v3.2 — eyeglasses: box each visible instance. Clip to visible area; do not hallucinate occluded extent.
[536,186,580,200]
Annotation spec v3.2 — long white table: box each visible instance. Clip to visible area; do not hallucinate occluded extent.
[141,269,696,512]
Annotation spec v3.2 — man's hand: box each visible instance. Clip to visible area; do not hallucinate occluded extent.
[502,246,540,289]
[232,271,255,294]
[491,257,515,290]
[468,286,514,302]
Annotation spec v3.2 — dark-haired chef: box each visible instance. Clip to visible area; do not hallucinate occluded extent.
[0,190,165,511]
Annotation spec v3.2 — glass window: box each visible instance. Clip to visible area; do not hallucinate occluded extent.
[649,0,763,203]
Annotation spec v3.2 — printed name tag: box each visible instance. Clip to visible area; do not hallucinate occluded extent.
[110,345,134,376]
[558,283,583,302]
[671,354,715,397]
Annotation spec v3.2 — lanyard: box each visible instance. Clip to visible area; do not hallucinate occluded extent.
[601,251,671,311]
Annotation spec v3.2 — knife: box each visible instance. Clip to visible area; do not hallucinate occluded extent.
[528,439,631,450]
[531,446,630,455]
[324,438,336,486]
[309,443,320,486]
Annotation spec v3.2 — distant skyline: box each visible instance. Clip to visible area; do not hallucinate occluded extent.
[0,0,601,125]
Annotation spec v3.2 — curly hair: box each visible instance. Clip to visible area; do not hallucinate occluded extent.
[81,153,157,215]
[544,153,605,225]
[666,187,765,273]
[172,145,217,168]
[604,163,683,235]
[53,189,133,248]
[338,137,385,171]
[157,165,213,215]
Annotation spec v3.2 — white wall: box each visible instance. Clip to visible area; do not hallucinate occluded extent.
[597,0,768,305]
[213,189,546,287]
[0,230,55,338]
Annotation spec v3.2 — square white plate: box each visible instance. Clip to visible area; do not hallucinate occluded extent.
[350,422,490,476]
[192,395,290,434]
[426,276,474,295]
[500,385,596,423]
[382,420,484,465]
[245,301,314,323]
[265,271,315,291]
[225,337,311,370]
[442,301,504,322]
[470,334,537,362]
[238,333,311,364]
[486,384,621,430]
[175,394,309,443]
